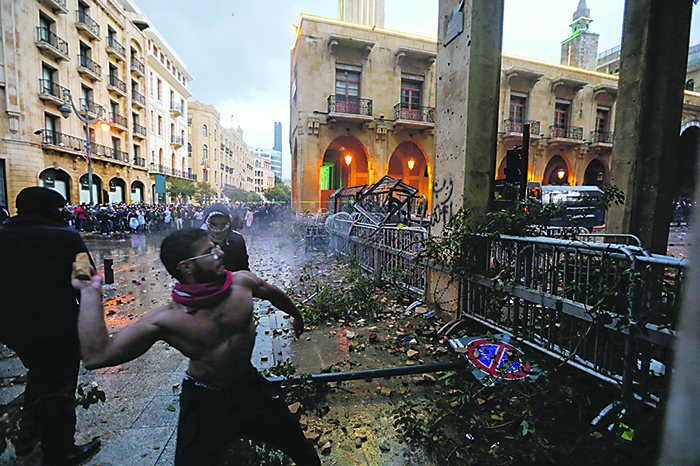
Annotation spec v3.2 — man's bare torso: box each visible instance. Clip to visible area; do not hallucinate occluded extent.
[144,273,258,388]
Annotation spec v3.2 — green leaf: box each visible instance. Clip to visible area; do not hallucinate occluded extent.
[521,419,531,436]
[166,404,176,412]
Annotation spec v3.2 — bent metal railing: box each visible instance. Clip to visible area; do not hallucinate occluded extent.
[326,223,684,405]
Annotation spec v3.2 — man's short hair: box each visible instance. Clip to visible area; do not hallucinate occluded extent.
[160,228,209,280]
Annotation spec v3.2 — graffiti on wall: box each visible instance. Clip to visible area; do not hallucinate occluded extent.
[432,176,455,226]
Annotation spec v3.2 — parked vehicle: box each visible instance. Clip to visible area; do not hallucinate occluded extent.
[540,185,605,228]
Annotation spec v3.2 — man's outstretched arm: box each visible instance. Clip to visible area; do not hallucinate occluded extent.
[72,265,162,370]
[249,274,305,337]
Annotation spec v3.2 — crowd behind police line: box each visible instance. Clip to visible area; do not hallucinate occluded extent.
[9,202,294,234]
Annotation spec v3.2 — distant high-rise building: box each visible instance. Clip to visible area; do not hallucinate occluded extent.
[273,122,282,152]
[338,0,384,28]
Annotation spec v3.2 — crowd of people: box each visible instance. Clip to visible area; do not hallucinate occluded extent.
[60,202,292,235]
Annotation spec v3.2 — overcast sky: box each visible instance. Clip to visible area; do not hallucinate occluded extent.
[133,0,700,180]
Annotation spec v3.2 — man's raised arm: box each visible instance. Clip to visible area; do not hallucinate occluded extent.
[72,265,162,370]
[249,274,305,337]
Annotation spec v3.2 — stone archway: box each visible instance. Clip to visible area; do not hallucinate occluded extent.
[583,158,608,186]
[675,125,700,201]
[79,174,103,204]
[542,154,571,186]
[108,177,126,204]
[387,140,431,202]
[39,168,71,202]
[320,135,369,210]
[131,180,145,204]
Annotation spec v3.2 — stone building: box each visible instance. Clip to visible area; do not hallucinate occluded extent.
[188,100,255,200]
[290,13,437,212]
[249,146,282,180]
[0,0,193,211]
[142,20,193,203]
[253,156,275,194]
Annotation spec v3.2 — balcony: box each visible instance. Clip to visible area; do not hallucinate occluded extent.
[393,103,435,129]
[109,112,127,131]
[106,36,125,61]
[590,130,614,148]
[327,95,373,122]
[149,164,195,180]
[549,124,584,144]
[36,27,69,61]
[38,79,69,106]
[132,122,146,139]
[107,74,127,97]
[79,98,103,119]
[92,143,128,163]
[75,10,100,41]
[130,56,145,77]
[131,89,145,108]
[134,156,146,168]
[170,103,183,117]
[503,119,541,138]
[41,130,85,153]
[38,0,68,14]
[170,136,184,148]
[77,54,101,81]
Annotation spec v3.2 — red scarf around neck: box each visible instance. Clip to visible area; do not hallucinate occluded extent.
[172,271,232,314]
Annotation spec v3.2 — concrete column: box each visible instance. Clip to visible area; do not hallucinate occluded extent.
[432,0,504,236]
[606,0,693,254]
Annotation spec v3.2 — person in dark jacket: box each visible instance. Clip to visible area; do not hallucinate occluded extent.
[200,203,249,272]
[0,187,100,465]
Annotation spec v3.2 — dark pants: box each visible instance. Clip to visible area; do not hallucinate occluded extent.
[175,368,321,466]
[11,333,80,458]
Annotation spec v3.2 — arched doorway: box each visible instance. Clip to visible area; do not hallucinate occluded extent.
[109,178,126,204]
[583,159,608,186]
[320,135,369,210]
[39,168,71,202]
[676,125,700,201]
[131,181,145,204]
[79,174,103,204]
[542,155,570,186]
[387,140,430,201]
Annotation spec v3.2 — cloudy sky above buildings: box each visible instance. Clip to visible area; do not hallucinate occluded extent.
[133,0,700,180]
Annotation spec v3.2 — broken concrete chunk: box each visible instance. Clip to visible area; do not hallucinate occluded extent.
[288,402,301,414]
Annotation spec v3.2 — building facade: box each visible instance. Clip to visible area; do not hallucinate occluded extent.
[253,156,275,194]
[188,100,255,200]
[0,0,193,211]
[290,14,438,212]
[249,146,282,180]
[273,121,282,152]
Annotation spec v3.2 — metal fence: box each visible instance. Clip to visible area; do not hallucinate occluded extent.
[325,220,685,404]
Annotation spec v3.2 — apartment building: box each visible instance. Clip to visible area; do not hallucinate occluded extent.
[188,100,255,200]
[249,146,282,180]
[253,156,275,194]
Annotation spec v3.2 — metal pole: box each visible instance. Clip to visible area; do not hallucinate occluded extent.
[85,108,93,205]
[520,123,530,201]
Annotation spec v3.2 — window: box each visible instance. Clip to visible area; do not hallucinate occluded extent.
[38,14,53,42]
[45,113,58,144]
[203,144,208,158]
[202,124,208,137]
[41,65,56,95]
[508,93,527,132]
[150,110,154,131]
[150,72,154,96]
[335,68,360,113]
[686,79,695,92]
[553,100,570,137]
[595,108,610,142]
[158,115,162,135]
[157,79,162,101]
[399,79,422,120]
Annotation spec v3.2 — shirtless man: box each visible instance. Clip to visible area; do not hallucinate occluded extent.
[72,228,321,466]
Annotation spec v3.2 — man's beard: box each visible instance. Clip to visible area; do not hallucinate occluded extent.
[192,262,225,284]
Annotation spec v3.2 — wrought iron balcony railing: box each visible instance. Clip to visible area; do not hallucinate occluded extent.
[150,164,195,180]
[134,156,146,167]
[108,74,126,93]
[78,98,103,116]
[503,118,541,136]
[591,130,614,144]
[110,112,127,128]
[38,79,68,99]
[327,95,372,116]
[131,89,145,106]
[133,122,146,137]
[41,130,84,151]
[130,56,145,75]
[78,54,101,77]
[76,10,100,37]
[393,103,435,123]
[170,103,183,114]
[106,36,125,58]
[171,136,184,146]
[549,124,584,141]
[93,143,128,162]
[36,27,69,55]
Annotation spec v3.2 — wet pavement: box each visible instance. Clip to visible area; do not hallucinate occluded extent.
[0,225,692,465]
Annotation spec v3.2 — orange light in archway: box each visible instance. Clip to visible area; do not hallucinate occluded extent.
[100,122,111,132]
[344,153,352,166]
[407,159,415,170]
[557,168,566,180]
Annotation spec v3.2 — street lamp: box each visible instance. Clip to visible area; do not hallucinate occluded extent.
[58,91,108,205]
[557,168,566,181]
[407,159,415,171]
[344,153,352,166]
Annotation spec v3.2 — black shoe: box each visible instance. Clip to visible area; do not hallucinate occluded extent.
[45,437,101,466]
